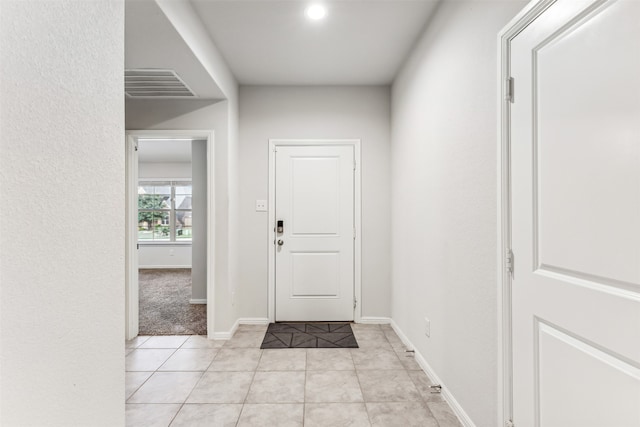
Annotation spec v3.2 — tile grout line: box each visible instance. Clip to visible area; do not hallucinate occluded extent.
[166,343,207,426]
[350,348,374,426]
[382,326,444,426]
[126,342,181,403]
[139,343,182,426]
[124,339,156,402]
[126,327,454,426]
[235,345,264,425]
[126,337,196,425]
[303,349,308,426]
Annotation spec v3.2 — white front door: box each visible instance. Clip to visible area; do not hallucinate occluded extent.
[274,145,355,321]
[510,0,640,425]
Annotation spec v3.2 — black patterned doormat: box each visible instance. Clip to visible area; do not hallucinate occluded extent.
[260,323,359,349]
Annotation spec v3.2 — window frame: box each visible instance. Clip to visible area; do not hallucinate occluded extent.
[138,179,193,244]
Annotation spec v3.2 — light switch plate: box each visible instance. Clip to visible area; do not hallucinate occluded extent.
[256,200,267,212]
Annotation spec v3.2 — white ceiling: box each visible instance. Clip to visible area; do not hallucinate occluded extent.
[125,1,437,93]
[138,139,193,163]
[190,0,438,85]
[125,0,225,99]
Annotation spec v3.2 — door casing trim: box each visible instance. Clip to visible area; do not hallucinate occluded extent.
[125,130,215,340]
[267,139,362,323]
[498,1,557,425]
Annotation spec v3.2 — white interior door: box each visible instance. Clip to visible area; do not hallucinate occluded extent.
[510,0,640,425]
[275,145,355,321]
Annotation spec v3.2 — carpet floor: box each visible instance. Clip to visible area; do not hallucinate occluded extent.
[261,322,359,348]
[138,269,206,335]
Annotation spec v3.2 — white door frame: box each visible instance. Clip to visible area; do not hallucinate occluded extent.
[125,130,215,340]
[267,139,362,323]
[497,1,557,425]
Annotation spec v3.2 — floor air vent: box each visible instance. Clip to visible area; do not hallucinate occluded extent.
[125,69,196,98]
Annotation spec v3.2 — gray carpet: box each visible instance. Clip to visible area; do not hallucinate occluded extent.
[139,269,207,335]
[261,323,359,348]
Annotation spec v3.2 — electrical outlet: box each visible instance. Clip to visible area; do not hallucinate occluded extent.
[169,249,175,257]
[424,317,430,337]
[255,200,267,212]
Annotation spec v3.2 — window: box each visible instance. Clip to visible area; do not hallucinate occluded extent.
[138,181,192,242]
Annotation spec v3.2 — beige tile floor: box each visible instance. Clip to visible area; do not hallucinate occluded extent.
[125,324,463,427]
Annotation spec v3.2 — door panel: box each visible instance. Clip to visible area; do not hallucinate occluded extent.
[510,0,640,425]
[291,157,340,235]
[534,0,640,286]
[291,252,339,297]
[275,145,354,321]
[537,321,640,427]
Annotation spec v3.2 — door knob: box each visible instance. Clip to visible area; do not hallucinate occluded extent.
[277,240,284,246]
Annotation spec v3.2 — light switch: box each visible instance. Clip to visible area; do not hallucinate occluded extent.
[256,200,267,212]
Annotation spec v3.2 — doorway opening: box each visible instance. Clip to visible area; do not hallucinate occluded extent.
[126,131,215,340]
[136,140,202,332]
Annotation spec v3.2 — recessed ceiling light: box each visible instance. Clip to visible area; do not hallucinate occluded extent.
[305,4,327,21]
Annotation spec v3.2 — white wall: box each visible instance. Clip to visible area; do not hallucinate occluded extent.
[238,86,391,320]
[390,1,526,426]
[138,246,192,269]
[191,140,207,300]
[139,162,191,179]
[0,1,124,425]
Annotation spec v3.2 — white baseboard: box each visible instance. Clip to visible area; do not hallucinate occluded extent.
[189,299,207,305]
[389,319,414,349]
[211,318,240,340]
[210,317,270,340]
[211,331,232,339]
[390,320,476,427]
[139,265,192,269]
[238,317,270,325]
[358,316,392,324]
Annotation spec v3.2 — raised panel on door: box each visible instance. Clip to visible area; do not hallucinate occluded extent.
[291,157,340,235]
[290,252,340,297]
[536,320,640,427]
[534,0,640,288]
[275,145,354,321]
[510,0,640,425]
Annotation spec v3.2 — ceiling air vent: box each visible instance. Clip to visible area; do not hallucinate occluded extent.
[125,69,196,98]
